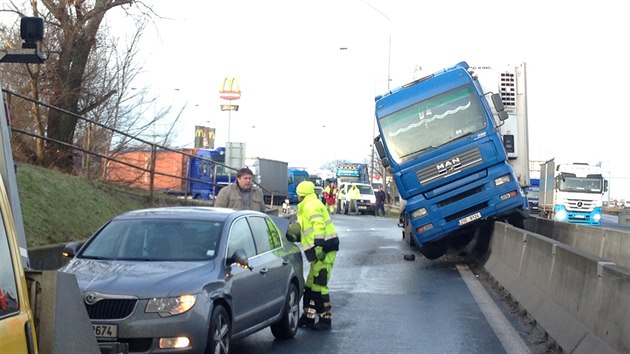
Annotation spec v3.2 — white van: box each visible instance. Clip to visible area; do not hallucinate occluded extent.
[337,182,376,215]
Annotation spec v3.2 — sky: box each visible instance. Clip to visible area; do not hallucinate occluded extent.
[108,0,630,200]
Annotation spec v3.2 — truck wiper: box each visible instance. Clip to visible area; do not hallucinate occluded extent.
[455,132,473,140]
[401,146,436,159]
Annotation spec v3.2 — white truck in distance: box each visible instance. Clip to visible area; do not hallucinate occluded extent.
[539,160,608,225]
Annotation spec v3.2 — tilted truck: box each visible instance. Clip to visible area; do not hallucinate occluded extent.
[539,160,607,225]
[373,62,530,259]
[1,17,102,353]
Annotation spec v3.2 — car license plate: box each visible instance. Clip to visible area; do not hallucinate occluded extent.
[458,212,481,226]
[358,206,367,210]
[92,324,117,339]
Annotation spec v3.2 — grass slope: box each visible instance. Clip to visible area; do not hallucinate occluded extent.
[16,163,149,247]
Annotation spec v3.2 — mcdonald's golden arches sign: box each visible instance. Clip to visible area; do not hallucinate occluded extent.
[194,126,215,149]
[219,77,241,100]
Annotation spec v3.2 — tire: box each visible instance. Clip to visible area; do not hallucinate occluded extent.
[418,239,447,260]
[270,283,300,339]
[471,221,494,265]
[206,304,231,354]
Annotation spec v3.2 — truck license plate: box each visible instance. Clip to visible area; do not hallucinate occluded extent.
[458,212,481,226]
[92,324,117,339]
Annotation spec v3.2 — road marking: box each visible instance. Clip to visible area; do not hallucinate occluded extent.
[457,264,531,354]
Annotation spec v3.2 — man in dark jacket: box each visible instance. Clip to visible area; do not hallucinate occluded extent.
[375,186,386,216]
[214,167,265,212]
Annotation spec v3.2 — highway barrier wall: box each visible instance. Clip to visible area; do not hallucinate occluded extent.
[524,216,630,268]
[485,222,629,354]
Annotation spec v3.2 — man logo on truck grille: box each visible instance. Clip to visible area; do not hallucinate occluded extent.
[436,157,462,174]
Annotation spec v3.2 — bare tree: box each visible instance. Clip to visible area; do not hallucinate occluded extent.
[39,0,142,170]
[1,1,179,171]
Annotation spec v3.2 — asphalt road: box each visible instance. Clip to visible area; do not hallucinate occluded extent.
[601,212,630,232]
[230,213,536,354]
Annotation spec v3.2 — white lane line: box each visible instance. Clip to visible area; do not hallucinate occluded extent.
[456,264,531,354]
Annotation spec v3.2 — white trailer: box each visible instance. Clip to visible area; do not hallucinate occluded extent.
[245,157,289,205]
[539,159,607,225]
[473,63,530,192]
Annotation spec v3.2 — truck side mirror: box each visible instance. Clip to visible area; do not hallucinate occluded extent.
[491,93,509,121]
[374,136,389,168]
[604,179,608,193]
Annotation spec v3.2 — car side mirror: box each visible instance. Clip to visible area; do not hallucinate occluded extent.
[62,241,83,258]
[230,248,253,271]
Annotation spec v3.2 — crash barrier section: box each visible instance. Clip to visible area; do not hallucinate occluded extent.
[524,216,630,268]
[485,222,629,354]
[28,243,69,270]
[26,270,101,354]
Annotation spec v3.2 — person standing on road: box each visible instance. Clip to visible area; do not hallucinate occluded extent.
[348,184,360,214]
[324,182,338,215]
[294,181,339,330]
[375,186,386,216]
[214,167,265,212]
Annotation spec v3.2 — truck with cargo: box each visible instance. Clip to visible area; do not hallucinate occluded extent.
[1,17,102,353]
[245,157,289,204]
[538,160,607,225]
[335,163,369,184]
[108,147,288,204]
[107,147,236,200]
[528,178,540,211]
[373,61,530,259]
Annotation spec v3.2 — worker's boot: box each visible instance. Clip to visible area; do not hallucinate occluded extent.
[298,315,315,329]
[313,318,331,331]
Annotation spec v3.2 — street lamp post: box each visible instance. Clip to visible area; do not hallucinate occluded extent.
[365,2,391,187]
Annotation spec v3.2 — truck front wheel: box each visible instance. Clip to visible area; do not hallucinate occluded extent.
[418,239,447,260]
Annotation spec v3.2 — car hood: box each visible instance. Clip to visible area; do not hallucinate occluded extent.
[60,258,217,298]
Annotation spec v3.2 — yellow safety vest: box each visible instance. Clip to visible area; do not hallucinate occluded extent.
[297,194,339,262]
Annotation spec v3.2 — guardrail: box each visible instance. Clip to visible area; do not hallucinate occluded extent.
[485,221,629,354]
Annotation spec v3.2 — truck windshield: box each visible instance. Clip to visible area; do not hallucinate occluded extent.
[380,84,487,164]
[558,176,603,193]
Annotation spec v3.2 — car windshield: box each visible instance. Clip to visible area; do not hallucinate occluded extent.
[356,185,373,194]
[80,219,224,261]
[558,176,603,193]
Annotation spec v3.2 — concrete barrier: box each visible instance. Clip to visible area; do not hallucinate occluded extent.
[28,243,71,270]
[485,222,629,354]
[619,212,630,226]
[525,216,630,269]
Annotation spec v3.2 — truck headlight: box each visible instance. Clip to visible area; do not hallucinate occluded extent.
[592,213,601,221]
[555,210,567,222]
[411,207,427,219]
[494,175,511,186]
[146,294,196,316]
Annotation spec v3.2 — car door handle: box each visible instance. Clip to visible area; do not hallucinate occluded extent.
[259,267,269,274]
[282,259,289,266]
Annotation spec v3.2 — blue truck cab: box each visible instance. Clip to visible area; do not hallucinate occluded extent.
[188,147,235,200]
[288,168,310,204]
[374,61,527,259]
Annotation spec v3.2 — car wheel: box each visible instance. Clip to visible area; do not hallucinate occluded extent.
[270,283,300,339]
[206,304,231,354]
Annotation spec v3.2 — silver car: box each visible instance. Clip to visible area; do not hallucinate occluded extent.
[60,206,304,354]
